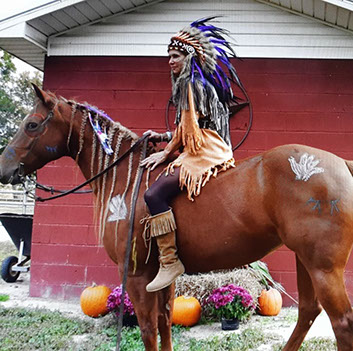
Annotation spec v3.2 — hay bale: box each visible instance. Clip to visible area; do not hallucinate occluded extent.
[175,268,263,306]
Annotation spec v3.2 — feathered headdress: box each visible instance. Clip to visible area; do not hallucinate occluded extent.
[168,17,243,146]
[168,16,242,106]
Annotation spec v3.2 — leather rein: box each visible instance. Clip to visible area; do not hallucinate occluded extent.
[20,134,149,202]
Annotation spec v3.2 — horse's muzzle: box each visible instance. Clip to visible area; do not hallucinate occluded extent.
[0,162,21,185]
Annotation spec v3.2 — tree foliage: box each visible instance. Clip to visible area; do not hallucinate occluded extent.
[0,50,43,153]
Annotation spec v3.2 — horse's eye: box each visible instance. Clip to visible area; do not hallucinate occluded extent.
[26,122,39,131]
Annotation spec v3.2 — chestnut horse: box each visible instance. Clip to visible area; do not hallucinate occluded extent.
[1,85,353,350]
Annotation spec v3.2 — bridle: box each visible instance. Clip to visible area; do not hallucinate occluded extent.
[19,103,57,159]
[15,103,57,188]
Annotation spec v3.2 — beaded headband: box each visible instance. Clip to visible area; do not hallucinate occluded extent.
[168,32,204,61]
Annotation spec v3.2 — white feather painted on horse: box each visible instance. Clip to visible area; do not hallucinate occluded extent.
[108,195,128,222]
[288,153,324,182]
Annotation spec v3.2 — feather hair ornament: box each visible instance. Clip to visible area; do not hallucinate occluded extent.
[81,104,114,155]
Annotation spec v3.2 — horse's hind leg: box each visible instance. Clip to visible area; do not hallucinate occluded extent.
[157,285,175,351]
[309,267,353,351]
[283,255,322,351]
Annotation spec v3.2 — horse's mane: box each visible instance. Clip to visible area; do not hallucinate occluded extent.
[53,93,141,244]
[58,95,139,140]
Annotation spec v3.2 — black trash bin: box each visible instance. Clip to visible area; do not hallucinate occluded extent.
[0,213,33,282]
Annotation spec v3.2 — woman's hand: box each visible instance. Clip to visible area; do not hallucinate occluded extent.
[140,150,168,170]
[143,130,163,143]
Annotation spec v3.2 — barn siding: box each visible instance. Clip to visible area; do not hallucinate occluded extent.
[30,56,353,305]
[48,0,353,59]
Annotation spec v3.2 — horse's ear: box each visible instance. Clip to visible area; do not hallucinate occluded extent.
[32,83,55,109]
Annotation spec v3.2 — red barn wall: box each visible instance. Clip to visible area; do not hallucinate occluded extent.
[30,56,353,305]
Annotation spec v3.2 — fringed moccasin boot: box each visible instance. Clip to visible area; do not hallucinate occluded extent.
[144,208,185,292]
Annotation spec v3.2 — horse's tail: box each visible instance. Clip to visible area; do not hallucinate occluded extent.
[345,160,353,177]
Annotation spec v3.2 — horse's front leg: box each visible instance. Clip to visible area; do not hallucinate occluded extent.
[157,285,175,351]
[125,276,160,351]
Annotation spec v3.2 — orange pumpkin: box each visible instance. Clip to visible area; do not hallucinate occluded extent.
[80,284,112,318]
[258,288,282,316]
[172,296,202,327]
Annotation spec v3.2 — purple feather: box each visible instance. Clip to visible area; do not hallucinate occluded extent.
[188,16,244,104]
[214,68,226,90]
[198,25,217,31]
[215,47,225,54]
[210,38,227,44]
[191,16,219,27]
[80,104,114,122]
[218,56,231,66]
[216,65,231,89]
[191,57,195,84]
[194,62,206,85]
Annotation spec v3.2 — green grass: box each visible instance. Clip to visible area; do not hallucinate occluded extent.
[282,307,298,324]
[77,324,277,351]
[76,324,145,351]
[0,306,337,351]
[299,337,337,351]
[272,338,337,351]
[0,294,9,302]
[0,306,93,351]
[75,323,185,351]
[185,327,279,351]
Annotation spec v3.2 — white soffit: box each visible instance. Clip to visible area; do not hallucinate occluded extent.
[256,0,353,32]
[49,0,353,59]
[0,0,353,70]
[0,0,165,70]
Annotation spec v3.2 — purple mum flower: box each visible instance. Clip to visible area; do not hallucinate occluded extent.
[107,285,135,316]
[205,284,255,321]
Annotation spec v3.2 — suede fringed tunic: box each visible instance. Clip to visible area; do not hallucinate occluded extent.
[165,83,235,201]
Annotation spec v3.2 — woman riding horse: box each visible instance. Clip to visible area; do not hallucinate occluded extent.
[141,18,240,292]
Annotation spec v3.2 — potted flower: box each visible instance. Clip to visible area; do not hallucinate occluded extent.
[107,285,137,327]
[205,284,255,330]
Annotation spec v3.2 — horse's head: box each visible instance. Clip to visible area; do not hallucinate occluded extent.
[0,84,72,184]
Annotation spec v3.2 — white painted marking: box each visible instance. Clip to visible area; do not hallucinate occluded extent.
[107,194,127,222]
[288,153,324,182]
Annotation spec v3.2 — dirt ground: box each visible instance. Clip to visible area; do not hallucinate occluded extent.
[0,230,336,346]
